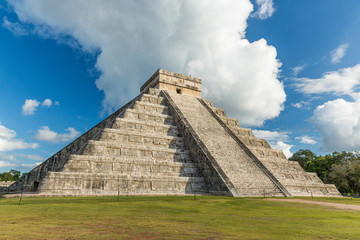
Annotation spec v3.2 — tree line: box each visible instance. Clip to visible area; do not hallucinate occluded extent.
[0,170,21,182]
[289,149,360,195]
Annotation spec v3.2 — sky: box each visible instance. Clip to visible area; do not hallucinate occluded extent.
[1,0,360,173]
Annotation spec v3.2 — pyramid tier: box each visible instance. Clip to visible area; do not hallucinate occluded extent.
[39,172,207,195]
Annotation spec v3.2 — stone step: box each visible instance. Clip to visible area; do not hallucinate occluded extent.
[229,126,255,138]
[123,108,173,125]
[132,100,169,115]
[140,93,165,105]
[264,161,303,171]
[111,118,179,136]
[39,172,207,194]
[83,140,191,161]
[63,163,200,177]
[249,147,287,159]
[236,188,284,197]
[147,88,161,96]
[68,154,193,165]
[284,185,340,197]
[239,137,271,148]
[274,171,322,184]
[63,155,199,176]
[210,107,227,117]
[254,155,289,163]
[219,116,241,128]
[99,128,184,149]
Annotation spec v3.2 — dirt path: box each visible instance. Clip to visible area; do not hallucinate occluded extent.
[266,198,360,211]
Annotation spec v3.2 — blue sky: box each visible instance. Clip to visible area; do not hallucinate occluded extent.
[0,0,360,173]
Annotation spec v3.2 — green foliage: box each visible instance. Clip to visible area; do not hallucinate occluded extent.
[0,170,21,181]
[290,149,360,195]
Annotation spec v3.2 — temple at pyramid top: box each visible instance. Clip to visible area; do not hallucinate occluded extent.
[140,69,202,97]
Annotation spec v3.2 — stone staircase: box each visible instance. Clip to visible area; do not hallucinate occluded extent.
[166,92,285,197]
[205,103,341,197]
[37,89,209,195]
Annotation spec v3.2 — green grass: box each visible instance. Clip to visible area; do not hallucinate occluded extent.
[0,196,360,240]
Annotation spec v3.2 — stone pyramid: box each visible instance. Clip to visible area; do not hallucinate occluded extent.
[9,69,341,197]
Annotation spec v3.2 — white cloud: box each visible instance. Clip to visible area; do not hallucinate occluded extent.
[295,64,360,96]
[252,0,275,20]
[34,126,80,143]
[292,64,306,76]
[22,98,58,115]
[7,0,285,127]
[0,123,39,151]
[252,130,293,158]
[295,136,316,145]
[15,153,45,161]
[0,153,16,161]
[2,16,28,36]
[42,98,52,107]
[292,100,310,109]
[271,141,293,158]
[22,99,40,115]
[330,43,349,64]
[252,129,289,142]
[0,161,16,168]
[311,98,360,152]
[21,162,42,169]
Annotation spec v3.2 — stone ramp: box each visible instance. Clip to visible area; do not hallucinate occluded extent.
[203,100,341,197]
[165,91,285,197]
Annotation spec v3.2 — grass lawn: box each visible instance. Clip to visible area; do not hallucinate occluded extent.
[0,195,360,240]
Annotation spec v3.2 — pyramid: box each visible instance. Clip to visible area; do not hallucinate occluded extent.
[9,69,341,197]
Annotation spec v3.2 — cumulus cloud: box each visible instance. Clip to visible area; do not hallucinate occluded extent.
[271,141,293,159]
[295,136,316,145]
[22,99,40,115]
[252,129,293,158]
[311,98,360,152]
[0,123,39,151]
[292,100,310,109]
[0,153,16,161]
[252,0,275,19]
[0,161,16,168]
[330,43,349,64]
[34,126,80,143]
[22,98,58,115]
[252,129,289,142]
[42,98,52,107]
[295,64,360,96]
[6,0,285,127]
[292,64,306,76]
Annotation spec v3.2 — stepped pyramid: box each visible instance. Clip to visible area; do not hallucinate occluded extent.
[9,69,341,197]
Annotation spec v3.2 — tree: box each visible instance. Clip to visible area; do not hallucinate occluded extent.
[327,160,360,195]
[0,169,21,181]
[289,149,316,168]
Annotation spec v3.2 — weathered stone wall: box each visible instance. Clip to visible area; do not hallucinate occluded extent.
[0,181,14,193]
[9,94,141,192]
[141,69,202,97]
[204,100,341,197]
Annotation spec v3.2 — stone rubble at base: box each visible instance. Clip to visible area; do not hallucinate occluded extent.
[6,69,341,197]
